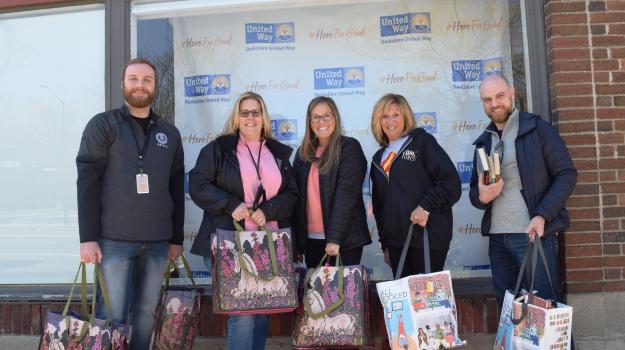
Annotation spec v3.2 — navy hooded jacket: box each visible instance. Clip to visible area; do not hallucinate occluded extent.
[469,112,577,236]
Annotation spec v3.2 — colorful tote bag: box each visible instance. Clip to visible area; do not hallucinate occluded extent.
[376,226,465,349]
[292,254,373,348]
[212,221,298,314]
[494,239,573,350]
[39,263,131,350]
[152,256,203,350]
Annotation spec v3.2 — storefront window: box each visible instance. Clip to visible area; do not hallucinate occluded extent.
[132,0,531,281]
[0,5,105,283]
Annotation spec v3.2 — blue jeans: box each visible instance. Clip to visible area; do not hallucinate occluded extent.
[96,239,169,350]
[203,256,269,350]
[489,233,559,307]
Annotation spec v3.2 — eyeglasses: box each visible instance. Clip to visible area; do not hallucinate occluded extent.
[240,110,261,118]
[310,114,335,123]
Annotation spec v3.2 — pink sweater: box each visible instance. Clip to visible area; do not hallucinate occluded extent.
[307,146,326,238]
[237,136,281,231]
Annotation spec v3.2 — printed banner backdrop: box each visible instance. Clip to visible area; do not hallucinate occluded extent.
[172,0,513,281]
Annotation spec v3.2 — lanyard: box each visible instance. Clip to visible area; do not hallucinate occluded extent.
[129,117,152,173]
[243,139,267,210]
[244,139,263,181]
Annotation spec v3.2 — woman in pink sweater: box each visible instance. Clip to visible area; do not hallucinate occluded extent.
[189,92,297,350]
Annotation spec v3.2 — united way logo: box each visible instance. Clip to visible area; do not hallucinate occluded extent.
[245,22,295,44]
[211,75,230,95]
[155,132,168,148]
[482,58,503,76]
[411,13,431,32]
[314,66,365,90]
[276,23,295,42]
[184,74,231,96]
[456,161,473,184]
[452,57,503,82]
[380,12,431,37]
[271,119,297,141]
[414,112,437,134]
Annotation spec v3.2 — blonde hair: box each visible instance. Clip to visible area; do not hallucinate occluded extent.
[223,91,273,139]
[298,96,342,174]
[370,93,415,147]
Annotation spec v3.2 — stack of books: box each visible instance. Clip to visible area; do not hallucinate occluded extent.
[476,147,501,185]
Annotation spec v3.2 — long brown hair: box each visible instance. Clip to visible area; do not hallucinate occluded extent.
[371,93,415,147]
[298,96,342,174]
[223,91,273,139]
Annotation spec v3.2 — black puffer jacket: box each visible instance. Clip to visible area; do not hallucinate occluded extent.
[188,133,298,257]
[292,136,371,254]
[370,128,462,250]
[469,112,577,236]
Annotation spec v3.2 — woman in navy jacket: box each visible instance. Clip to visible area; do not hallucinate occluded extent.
[292,96,371,268]
[370,93,461,277]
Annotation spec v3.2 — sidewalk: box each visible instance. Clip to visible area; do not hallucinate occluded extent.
[1,334,497,349]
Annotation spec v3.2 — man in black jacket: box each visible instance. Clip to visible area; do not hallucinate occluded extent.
[76,58,185,350]
[470,74,577,307]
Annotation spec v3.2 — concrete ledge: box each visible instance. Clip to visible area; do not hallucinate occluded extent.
[567,291,625,350]
[0,335,39,350]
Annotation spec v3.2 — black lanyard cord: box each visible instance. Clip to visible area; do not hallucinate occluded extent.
[129,118,152,173]
[243,139,263,181]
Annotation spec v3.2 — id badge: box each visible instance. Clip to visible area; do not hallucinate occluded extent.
[136,173,150,194]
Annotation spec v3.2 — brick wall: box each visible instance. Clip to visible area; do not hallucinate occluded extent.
[545,0,625,293]
[0,295,499,341]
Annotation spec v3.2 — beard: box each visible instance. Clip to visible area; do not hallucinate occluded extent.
[123,84,155,109]
[486,103,513,124]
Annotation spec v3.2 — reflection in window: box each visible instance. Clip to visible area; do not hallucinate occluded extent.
[0,5,105,283]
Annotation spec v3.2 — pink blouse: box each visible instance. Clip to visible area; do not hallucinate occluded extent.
[237,136,282,231]
[307,146,326,238]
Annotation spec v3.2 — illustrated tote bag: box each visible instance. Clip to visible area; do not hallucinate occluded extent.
[152,256,203,350]
[292,254,373,348]
[377,226,465,349]
[212,221,297,314]
[494,239,573,350]
[39,263,131,350]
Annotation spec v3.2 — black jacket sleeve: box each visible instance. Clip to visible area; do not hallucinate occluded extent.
[325,139,367,246]
[290,152,307,253]
[169,133,185,245]
[76,115,110,243]
[258,157,298,222]
[189,142,242,217]
[418,133,462,212]
[533,120,577,221]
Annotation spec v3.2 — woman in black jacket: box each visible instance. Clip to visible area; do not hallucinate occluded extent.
[370,93,461,277]
[292,96,371,268]
[189,91,297,350]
